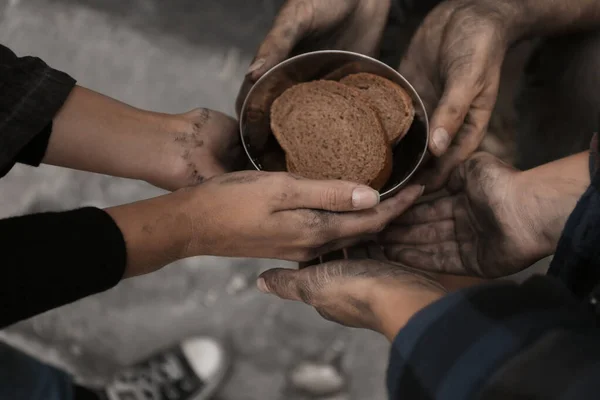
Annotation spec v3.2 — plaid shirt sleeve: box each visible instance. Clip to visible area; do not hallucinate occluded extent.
[387,276,600,399]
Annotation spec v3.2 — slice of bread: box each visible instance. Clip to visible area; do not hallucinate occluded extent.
[340,73,415,144]
[270,80,392,190]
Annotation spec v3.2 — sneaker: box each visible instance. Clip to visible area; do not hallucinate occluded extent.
[101,337,229,400]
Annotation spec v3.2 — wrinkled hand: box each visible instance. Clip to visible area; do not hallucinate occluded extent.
[183,171,424,262]
[157,108,244,191]
[380,153,552,278]
[258,258,445,340]
[400,0,519,190]
[236,0,392,114]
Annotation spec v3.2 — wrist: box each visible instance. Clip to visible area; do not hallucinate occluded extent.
[513,153,590,257]
[141,114,200,191]
[106,189,195,277]
[373,285,444,342]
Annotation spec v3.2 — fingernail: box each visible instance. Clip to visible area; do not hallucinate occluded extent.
[352,187,380,209]
[256,278,269,293]
[419,185,426,196]
[247,58,266,75]
[432,127,450,153]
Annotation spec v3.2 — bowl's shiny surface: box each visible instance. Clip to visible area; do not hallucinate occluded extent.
[239,50,429,200]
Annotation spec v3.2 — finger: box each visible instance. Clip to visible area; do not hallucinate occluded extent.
[398,57,438,118]
[235,77,254,117]
[247,1,314,81]
[384,243,467,275]
[257,267,324,305]
[429,80,478,156]
[284,179,381,212]
[257,268,303,300]
[380,220,456,245]
[333,185,425,237]
[392,196,455,225]
[421,109,492,190]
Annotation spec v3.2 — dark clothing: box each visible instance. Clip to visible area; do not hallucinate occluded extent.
[0,43,127,328]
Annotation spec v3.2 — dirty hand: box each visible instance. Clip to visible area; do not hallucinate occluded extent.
[380,152,587,278]
[155,108,244,191]
[257,259,446,341]
[183,172,424,262]
[400,0,520,190]
[236,0,392,114]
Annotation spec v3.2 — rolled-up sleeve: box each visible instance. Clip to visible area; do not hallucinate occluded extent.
[0,43,75,176]
[387,276,600,399]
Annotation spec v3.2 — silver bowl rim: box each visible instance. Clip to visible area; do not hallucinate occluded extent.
[239,49,430,199]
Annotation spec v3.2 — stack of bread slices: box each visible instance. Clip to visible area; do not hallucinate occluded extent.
[270,73,415,190]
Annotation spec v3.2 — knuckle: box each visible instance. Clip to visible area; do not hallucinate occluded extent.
[272,172,292,188]
[296,279,314,304]
[445,103,464,120]
[320,187,343,210]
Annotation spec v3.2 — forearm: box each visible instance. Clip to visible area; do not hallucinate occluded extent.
[507,0,600,42]
[514,151,590,256]
[105,189,194,278]
[45,86,191,190]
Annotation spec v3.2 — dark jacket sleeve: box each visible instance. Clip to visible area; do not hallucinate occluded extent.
[0,43,75,176]
[387,276,600,400]
[0,207,127,328]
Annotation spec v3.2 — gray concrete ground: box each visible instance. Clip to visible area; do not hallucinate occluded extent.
[0,1,551,399]
[0,1,390,399]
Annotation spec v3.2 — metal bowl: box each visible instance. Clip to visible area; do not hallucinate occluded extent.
[239,50,429,200]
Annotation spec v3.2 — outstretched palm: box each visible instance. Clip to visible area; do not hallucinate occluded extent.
[381,153,545,278]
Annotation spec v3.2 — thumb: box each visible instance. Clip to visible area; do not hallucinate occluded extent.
[429,80,477,156]
[246,1,313,81]
[257,268,318,303]
[283,179,380,212]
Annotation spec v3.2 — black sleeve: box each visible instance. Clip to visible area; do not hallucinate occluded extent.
[0,43,76,176]
[0,208,127,328]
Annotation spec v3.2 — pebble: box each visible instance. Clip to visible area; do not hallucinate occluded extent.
[289,362,345,396]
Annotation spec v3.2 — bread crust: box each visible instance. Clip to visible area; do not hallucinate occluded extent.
[341,73,415,144]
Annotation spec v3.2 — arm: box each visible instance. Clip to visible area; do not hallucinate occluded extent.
[44,87,241,191]
[44,86,186,188]
[1,172,423,328]
[0,43,241,192]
